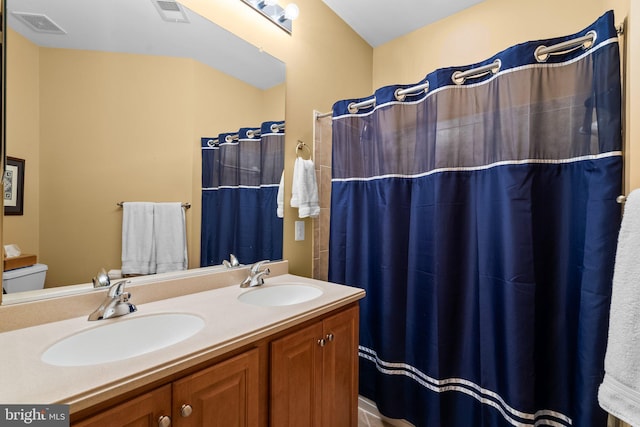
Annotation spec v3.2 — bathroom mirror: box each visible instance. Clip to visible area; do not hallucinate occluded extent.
[2,0,286,301]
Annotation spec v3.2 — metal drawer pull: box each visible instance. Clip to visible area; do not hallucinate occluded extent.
[318,338,326,347]
[158,415,171,427]
[326,333,335,342]
[180,404,193,417]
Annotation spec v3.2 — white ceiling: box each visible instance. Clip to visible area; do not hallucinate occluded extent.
[322,0,486,47]
[6,0,286,90]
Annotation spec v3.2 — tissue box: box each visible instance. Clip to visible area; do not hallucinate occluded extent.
[3,254,37,271]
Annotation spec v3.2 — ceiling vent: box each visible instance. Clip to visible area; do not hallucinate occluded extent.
[152,0,189,23]
[11,12,66,34]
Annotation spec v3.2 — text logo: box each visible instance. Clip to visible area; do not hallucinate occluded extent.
[0,405,69,426]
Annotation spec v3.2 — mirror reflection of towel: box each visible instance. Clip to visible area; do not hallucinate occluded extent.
[121,202,187,275]
[154,203,188,274]
[121,202,155,275]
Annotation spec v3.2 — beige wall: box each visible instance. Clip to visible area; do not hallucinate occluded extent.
[179,0,374,277]
[3,31,39,257]
[372,0,636,192]
[6,32,286,287]
[4,0,373,286]
[629,0,640,192]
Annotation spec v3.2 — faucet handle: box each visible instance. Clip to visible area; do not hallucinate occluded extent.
[229,254,240,267]
[107,280,131,298]
[250,260,270,274]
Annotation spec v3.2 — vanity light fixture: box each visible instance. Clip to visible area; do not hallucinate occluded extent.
[241,0,299,34]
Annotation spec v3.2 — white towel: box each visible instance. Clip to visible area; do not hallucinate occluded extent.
[277,170,285,218]
[599,189,640,425]
[153,202,188,274]
[121,202,188,275]
[290,157,320,218]
[121,202,156,275]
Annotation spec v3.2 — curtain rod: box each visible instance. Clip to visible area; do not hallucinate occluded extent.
[117,202,191,209]
[535,30,596,62]
[452,59,501,85]
[246,123,285,139]
[320,26,619,116]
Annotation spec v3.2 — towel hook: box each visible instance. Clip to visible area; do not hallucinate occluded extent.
[296,140,312,160]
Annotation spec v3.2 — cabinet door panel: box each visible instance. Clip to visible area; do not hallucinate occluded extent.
[173,348,259,427]
[322,306,359,427]
[271,322,323,427]
[73,384,171,427]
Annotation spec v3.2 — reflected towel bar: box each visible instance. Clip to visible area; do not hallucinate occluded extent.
[117,202,191,209]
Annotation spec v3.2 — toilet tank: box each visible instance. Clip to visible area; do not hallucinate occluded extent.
[2,264,48,293]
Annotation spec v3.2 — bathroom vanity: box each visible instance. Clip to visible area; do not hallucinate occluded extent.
[0,262,365,426]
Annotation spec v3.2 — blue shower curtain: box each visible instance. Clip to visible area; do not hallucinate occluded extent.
[201,121,284,266]
[329,12,621,427]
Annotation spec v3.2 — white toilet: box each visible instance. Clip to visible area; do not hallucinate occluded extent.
[2,264,48,293]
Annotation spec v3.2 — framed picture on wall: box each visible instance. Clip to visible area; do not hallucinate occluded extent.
[4,157,25,216]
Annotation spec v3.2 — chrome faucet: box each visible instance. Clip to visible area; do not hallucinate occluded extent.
[92,268,111,288]
[240,260,271,288]
[88,280,137,321]
[223,254,240,269]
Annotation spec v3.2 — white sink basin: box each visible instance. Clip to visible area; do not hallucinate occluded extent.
[41,313,204,367]
[238,284,323,307]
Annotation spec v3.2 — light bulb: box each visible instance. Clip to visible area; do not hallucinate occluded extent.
[284,3,299,20]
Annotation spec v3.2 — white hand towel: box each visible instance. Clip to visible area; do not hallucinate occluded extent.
[121,202,156,275]
[599,189,640,426]
[154,202,188,274]
[277,170,285,218]
[290,157,320,218]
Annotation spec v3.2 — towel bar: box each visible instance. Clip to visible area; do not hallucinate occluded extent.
[296,141,312,160]
[117,202,191,209]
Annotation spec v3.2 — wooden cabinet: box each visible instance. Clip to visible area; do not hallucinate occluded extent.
[73,349,259,427]
[270,306,359,427]
[172,348,259,427]
[72,304,359,427]
[73,385,172,427]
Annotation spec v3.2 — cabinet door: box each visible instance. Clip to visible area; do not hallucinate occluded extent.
[172,348,260,427]
[271,321,324,427]
[73,384,171,427]
[322,306,359,427]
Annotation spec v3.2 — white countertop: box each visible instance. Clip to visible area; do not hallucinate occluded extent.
[0,274,365,412]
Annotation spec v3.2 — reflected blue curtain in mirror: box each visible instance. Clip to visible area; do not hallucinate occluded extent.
[329,11,621,427]
[201,121,284,266]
